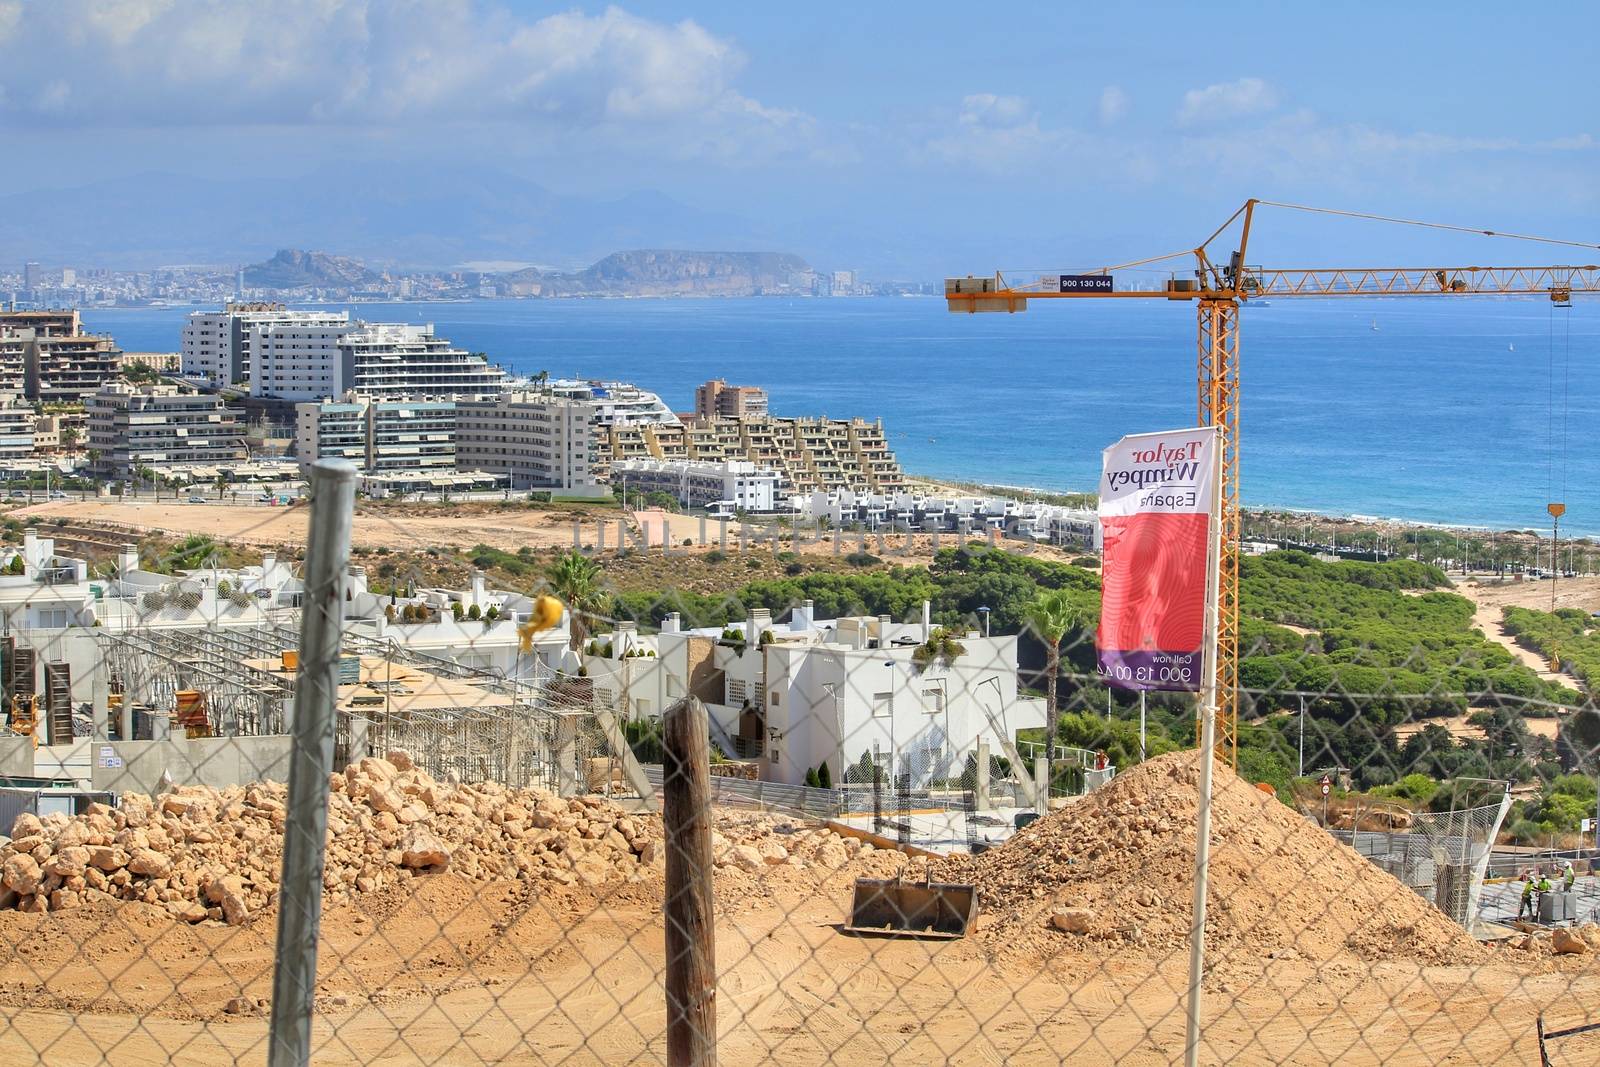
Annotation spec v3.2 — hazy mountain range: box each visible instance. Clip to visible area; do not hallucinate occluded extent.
[0,165,783,272]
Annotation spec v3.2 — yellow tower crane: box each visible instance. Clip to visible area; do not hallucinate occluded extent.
[947,198,1600,765]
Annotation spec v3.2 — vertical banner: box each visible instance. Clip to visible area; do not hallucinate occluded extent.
[1096,427,1220,691]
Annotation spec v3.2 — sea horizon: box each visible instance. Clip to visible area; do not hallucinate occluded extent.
[83,295,1600,537]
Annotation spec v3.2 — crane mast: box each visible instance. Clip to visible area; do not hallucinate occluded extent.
[948,198,1600,766]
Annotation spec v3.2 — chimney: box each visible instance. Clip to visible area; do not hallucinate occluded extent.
[119,545,140,576]
[614,621,636,659]
[747,608,772,647]
[875,614,891,648]
[921,600,931,643]
[470,570,486,607]
[791,599,814,632]
[662,612,681,634]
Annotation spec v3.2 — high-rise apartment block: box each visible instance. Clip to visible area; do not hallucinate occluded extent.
[0,310,122,402]
[180,303,351,389]
[87,384,247,476]
[455,391,605,495]
[294,395,457,475]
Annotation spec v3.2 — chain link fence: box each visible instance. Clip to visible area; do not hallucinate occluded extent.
[0,482,1598,1064]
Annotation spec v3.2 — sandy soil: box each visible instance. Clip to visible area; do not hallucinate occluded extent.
[4,758,1599,1066]
[14,500,593,554]
[2,868,1597,1067]
[1457,576,1597,693]
[16,500,1081,567]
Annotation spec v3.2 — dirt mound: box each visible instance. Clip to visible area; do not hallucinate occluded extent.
[0,751,667,924]
[938,751,1485,966]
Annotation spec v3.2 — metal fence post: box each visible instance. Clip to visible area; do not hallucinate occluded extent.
[268,458,357,1067]
[663,695,717,1067]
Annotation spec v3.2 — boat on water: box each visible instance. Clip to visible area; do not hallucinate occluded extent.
[1370,319,1379,332]
[1508,343,1515,352]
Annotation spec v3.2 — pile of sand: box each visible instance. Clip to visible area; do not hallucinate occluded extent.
[938,751,1485,966]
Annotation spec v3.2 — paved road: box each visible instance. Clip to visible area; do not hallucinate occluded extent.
[1476,875,1600,926]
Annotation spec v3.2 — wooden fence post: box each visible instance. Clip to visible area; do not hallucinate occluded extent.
[663,696,716,1066]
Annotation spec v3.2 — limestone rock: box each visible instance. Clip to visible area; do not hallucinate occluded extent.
[9,813,42,840]
[2,854,42,896]
[1050,908,1094,934]
[128,848,174,879]
[1552,927,1588,955]
[398,830,450,870]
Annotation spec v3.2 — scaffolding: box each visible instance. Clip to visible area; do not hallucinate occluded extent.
[93,620,649,798]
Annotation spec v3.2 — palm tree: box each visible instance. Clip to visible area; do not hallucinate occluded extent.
[546,551,607,650]
[1023,588,1087,715]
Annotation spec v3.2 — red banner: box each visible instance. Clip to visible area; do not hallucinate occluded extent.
[1096,427,1218,691]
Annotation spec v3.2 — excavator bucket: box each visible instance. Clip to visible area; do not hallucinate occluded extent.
[844,876,978,939]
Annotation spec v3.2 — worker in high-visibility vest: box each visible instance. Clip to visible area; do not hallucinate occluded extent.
[1518,872,1537,921]
[1536,871,1554,918]
[1563,860,1577,892]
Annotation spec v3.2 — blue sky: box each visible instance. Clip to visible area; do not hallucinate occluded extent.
[1,1,1595,273]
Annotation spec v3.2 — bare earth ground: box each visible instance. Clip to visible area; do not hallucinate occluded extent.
[1457,574,1600,692]
[17,500,592,554]
[1,870,1597,1067]
[17,499,1083,566]
[4,753,1600,1067]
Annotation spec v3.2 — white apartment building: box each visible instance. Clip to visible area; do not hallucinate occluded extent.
[251,319,356,400]
[86,383,247,476]
[455,391,605,495]
[612,458,782,515]
[0,405,36,459]
[547,379,679,426]
[580,602,1047,789]
[248,320,508,403]
[180,303,351,390]
[294,395,456,474]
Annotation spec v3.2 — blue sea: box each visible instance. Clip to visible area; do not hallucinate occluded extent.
[83,297,1600,535]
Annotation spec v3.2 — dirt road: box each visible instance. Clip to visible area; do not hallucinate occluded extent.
[1457,574,1600,693]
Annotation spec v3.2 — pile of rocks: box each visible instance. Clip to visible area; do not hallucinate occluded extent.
[710,812,845,871]
[0,751,664,924]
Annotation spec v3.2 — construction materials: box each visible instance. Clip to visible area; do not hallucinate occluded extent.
[43,663,71,744]
[7,694,37,748]
[174,690,210,738]
[845,874,979,939]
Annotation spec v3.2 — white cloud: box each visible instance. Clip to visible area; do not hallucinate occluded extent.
[1177,77,1278,126]
[1098,86,1129,126]
[0,0,796,142]
[958,93,1033,129]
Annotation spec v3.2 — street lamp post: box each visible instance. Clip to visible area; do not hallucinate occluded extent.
[977,605,990,638]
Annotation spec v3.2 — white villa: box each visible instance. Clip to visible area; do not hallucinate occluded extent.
[580,600,1047,788]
